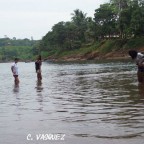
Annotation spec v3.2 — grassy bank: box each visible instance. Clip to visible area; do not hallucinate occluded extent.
[42,37,144,61]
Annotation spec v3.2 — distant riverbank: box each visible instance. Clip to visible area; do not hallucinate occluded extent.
[45,38,144,62]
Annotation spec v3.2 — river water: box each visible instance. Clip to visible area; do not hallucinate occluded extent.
[0,60,144,144]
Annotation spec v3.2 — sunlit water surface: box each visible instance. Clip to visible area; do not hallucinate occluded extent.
[0,60,144,144]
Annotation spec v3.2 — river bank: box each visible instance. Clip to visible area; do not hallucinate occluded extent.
[46,50,131,62]
[45,38,144,62]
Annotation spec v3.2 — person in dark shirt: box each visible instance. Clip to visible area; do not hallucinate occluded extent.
[35,55,42,81]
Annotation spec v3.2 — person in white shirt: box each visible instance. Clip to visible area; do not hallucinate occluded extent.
[129,50,144,83]
[11,58,19,84]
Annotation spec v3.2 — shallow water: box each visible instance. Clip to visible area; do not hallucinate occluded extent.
[0,60,144,144]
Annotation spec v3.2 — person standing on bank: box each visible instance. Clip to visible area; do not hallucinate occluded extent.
[35,55,42,81]
[11,58,19,85]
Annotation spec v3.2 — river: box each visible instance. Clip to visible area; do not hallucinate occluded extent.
[0,60,144,144]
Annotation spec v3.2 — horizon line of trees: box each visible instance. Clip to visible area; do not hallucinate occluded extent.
[0,37,38,47]
[39,0,144,53]
[0,38,39,61]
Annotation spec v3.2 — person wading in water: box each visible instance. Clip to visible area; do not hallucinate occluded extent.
[129,50,144,83]
[11,58,19,85]
[35,55,42,81]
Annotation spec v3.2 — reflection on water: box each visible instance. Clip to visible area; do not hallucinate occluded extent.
[36,80,44,112]
[0,61,144,144]
[13,84,19,93]
[35,80,43,92]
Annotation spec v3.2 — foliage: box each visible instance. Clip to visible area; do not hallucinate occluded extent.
[38,1,144,58]
[1,0,144,60]
[124,37,144,49]
[0,38,38,61]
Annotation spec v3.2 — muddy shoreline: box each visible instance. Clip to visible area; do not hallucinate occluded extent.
[46,50,131,62]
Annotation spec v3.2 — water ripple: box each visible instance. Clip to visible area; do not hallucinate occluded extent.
[0,61,144,144]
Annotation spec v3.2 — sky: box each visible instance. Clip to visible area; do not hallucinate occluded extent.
[0,0,109,40]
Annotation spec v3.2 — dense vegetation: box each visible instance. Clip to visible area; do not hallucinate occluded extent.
[0,38,39,61]
[1,0,144,61]
[39,0,144,58]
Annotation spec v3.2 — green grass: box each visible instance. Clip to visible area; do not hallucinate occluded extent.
[36,37,144,60]
[47,42,101,58]
[124,37,144,49]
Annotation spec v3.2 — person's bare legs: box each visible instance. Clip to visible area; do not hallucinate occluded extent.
[37,72,42,81]
[14,75,19,85]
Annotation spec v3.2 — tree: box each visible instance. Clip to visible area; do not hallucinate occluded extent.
[85,17,96,43]
[130,0,144,37]
[64,22,80,49]
[94,3,117,39]
[71,9,87,42]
